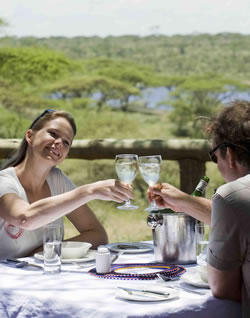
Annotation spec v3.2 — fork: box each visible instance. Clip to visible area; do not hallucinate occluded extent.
[118,286,170,298]
[157,273,206,295]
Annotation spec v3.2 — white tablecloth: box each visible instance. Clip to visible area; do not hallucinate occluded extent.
[0,247,241,318]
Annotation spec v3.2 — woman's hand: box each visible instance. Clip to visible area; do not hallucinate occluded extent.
[89,179,134,203]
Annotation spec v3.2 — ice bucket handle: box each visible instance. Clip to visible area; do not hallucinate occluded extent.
[147,213,163,229]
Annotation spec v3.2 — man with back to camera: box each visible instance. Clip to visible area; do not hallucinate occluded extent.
[148,99,250,317]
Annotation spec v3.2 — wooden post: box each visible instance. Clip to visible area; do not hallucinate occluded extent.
[179,159,206,194]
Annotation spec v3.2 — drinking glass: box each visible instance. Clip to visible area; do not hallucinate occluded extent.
[115,154,139,210]
[138,155,162,211]
[43,223,63,274]
[195,222,210,265]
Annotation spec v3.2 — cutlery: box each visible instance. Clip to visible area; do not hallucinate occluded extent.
[158,273,179,281]
[116,244,140,250]
[111,251,124,264]
[6,258,43,269]
[118,286,170,298]
[171,285,205,295]
[0,260,8,264]
[157,273,205,295]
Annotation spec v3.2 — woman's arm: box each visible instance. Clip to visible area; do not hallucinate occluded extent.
[27,205,108,255]
[65,204,108,249]
[0,179,133,230]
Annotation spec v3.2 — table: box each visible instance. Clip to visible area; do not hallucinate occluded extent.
[0,245,241,318]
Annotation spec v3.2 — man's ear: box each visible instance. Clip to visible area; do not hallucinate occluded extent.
[227,147,237,168]
[25,129,34,146]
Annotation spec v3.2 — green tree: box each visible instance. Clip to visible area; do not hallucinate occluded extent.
[81,58,158,87]
[0,47,79,85]
[160,74,248,137]
[46,75,141,111]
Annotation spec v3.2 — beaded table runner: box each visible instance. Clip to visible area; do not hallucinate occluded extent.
[89,263,186,280]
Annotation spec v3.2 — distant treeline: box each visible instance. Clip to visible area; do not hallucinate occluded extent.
[1,33,250,80]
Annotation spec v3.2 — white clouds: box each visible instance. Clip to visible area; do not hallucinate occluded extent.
[1,0,250,37]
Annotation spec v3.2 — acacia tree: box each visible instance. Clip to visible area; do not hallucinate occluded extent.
[47,75,141,111]
[0,44,81,115]
[0,47,78,84]
[79,58,181,110]
[160,74,248,137]
[81,58,156,87]
[47,57,160,111]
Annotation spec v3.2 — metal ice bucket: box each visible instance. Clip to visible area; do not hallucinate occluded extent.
[147,211,196,264]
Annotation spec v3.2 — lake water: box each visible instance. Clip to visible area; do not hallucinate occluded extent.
[93,87,250,110]
[53,87,250,110]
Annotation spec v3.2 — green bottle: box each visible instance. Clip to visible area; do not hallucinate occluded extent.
[191,176,210,197]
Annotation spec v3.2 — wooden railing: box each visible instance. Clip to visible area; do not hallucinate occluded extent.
[0,138,211,194]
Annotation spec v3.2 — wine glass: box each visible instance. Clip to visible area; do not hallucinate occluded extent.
[138,155,162,211]
[115,154,139,210]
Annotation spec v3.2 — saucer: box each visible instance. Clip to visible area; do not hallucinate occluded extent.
[180,272,210,288]
[34,249,96,264]
[116,286,179,302]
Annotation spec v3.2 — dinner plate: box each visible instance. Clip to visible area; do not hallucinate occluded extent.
[116,286,179,302]
[180,272,210,289]
[107,242,153,254]
[34,249,96,264]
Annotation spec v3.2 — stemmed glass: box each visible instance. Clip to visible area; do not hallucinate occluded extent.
[138,155,162,212]
[115,154,139,210]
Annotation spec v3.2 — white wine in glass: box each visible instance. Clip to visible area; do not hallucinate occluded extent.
[138,155,162,211]
[115,154,139,210]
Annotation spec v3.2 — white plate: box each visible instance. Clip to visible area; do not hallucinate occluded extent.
[180,272,210,289]
[107,242,153,254]
[117,286,179,302]
[34,249,96,264]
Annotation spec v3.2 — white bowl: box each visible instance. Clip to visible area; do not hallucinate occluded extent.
[196,265,208,283]
[62,241,92,259]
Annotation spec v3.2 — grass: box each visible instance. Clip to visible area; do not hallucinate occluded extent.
[57,105,174,140]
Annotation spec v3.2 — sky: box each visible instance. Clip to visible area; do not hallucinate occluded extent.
[1,0,250,38]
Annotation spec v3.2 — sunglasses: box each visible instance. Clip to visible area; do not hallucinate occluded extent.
[29,109,56,129]
[209,143,228,163]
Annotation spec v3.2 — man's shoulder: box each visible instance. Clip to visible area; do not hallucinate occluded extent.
[216,174,250,199]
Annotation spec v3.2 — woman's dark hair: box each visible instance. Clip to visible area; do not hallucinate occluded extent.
[1,110,77,169]
[205,99,250,168]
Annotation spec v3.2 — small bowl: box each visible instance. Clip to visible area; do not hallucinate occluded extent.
[196,265,208,283]
[62,241,92,259]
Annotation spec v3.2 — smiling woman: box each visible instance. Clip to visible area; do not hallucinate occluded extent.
[0,109,134,259]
